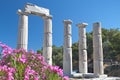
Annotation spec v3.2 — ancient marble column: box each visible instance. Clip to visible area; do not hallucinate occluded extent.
[93,22,104,75]
[43,15,52,65]
[17,10,28,50]
[77,23,88,73]
[63,20,72,76]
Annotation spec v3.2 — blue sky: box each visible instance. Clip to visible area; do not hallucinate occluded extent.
[0,0,120,51]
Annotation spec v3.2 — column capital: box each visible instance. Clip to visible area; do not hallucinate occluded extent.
[63,19,72,24]
[93,22,101,27]
[42,15,52,19]
[93,22,102,35]
[77,23,88,28]
[17,9,29,16]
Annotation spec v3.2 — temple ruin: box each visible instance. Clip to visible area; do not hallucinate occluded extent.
[17,3,120,80]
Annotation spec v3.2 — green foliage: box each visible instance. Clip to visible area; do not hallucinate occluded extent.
[72,42,79,70]
[39,28,120,74]
[105,65,120,77]
[37,50,42,54]
[86,28,120,62]
[52,45,63,68]
[86,32,93,60]
[102,28,120,61]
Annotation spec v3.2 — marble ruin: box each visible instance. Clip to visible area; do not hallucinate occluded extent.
[93,22,104,75]
[77,23,88,74]
[17,3,52,65]
[17,3,120,80]
[63,20,72,76]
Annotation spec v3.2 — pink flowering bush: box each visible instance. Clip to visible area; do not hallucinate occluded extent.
[0,42,69,80]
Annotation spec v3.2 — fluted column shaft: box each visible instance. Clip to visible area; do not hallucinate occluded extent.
[17,10,28,50]
[63,20,72,76]
[43,15,52,65]
[93,22,104,75]
[77,23,88,73]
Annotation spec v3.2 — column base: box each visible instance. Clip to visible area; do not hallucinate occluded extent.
[94,74,107,78]
[71,73,107,78]
[70,73,120,80]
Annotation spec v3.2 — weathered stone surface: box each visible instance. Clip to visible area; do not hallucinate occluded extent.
[17,3,52,65]
[93,61,104,75]
[71,73,107,78]
[78,39,87,49]
[43,33,52,47]
[79,49,87,73]
[63,48,72,60]
[43,47,52,65]
[70,77,120,80]
[77,23,88,73]
[17,11,28,50]
[93,22,104,75]
[64,35,72,48]
[24,3,49,16]
[77,23,88,28]
[93,22,101,35]
[43,15,52,33]
[43,15,52,65]
[64,23,72,36]
[63,20,72,76]
[63,48,72,76]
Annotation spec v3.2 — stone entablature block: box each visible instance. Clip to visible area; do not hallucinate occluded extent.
[24,3,49,16]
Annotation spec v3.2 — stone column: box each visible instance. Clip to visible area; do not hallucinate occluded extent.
[93,22,104,75]
[63,20,72,76]
[43,15,52,65]
[17,10,28,50]
[77,23,88,73]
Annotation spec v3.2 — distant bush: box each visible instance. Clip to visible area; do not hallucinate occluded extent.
[105,65,120,77]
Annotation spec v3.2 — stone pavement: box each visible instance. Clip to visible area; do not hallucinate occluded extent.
[70,77,120,80]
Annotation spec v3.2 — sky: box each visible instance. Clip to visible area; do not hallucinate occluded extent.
[0,0,120,51]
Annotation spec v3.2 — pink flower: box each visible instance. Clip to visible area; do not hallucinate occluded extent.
[19,54,27,63]
[13,49,19,53]
[63,76,69,80]
[0,42,13,57]
[31,55,35,59]
[24,66,39,80]
[57,68,63,77]
[0,65,15,80]
[38,55,44,61]
[34,74,39,80]
[0,41,70,80]
[0,43,8,48]
[24,74,29,80]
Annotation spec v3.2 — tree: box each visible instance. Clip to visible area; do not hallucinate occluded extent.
[72,42,79,70]
[48,28,120,74]
[52,45,63,68]
[102,28,120,61]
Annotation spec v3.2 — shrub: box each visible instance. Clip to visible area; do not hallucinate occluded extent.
[0,42,69,80]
